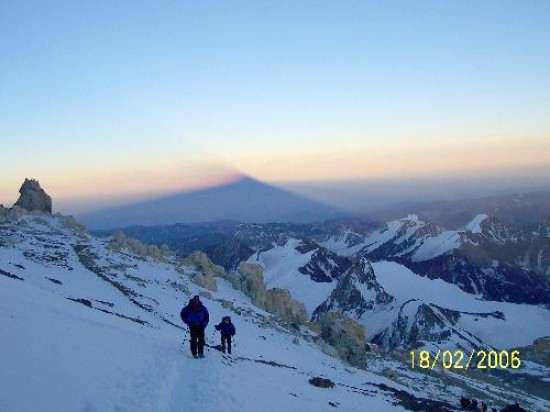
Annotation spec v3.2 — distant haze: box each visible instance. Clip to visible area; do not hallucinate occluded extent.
[279,168,550,214]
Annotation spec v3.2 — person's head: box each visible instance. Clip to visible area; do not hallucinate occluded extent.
[223,316,230,323]
[190,295,201,307]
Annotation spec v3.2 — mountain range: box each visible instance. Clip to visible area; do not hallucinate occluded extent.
[2,207,549,411]
[365,188,550,228]
[2,180,549,411]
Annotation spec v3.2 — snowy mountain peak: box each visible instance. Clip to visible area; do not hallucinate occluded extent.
[464,213,490,234]
[403,213,421,223]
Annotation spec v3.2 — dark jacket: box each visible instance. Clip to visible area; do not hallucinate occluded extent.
[180,300,209,328]
[215,321,236,337]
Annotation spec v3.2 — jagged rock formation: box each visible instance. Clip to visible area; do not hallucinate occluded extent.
[313,257,393,319]
[233,263,267,307]
[14,178,52,214]
[233,263,307,324]
[180,251,224,292]
[317,311,367,368]
[264,288,308,325]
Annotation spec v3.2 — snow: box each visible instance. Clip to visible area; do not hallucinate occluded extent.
[465,214,489,234]
[364,219,406,253]
[362,215,467,262]
[1,214,416,412]
[372,261,550,348]
[363,215,428,255]
[411,230,463,262]
[248,238,334,316]
[320,230,369,257]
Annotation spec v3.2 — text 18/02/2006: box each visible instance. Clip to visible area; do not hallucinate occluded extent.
[409,349,521,370]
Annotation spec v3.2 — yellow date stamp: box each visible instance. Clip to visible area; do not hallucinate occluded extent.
[409,349,521,370]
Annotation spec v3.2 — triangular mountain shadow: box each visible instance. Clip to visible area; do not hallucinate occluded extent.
[77,176,345,230]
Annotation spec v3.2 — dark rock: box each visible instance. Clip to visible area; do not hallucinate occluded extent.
[68,298,93,307]
[309,377,335,388]
[314,257,393,319]
[296,241,353,283]
[0,268,24,281]
[14,178,52,213]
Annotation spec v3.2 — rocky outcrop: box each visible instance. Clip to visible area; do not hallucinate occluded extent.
[108,232,169,262]
[317,311,367,368]
[0,205,27,223]
[14,179,52,214]
[265,288,308,325]
[180,251,223,292]
[233,263,307,324]
[233,263,267,306]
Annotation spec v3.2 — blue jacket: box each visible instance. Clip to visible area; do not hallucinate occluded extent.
[180,301,209,328]
[215,321,236,337]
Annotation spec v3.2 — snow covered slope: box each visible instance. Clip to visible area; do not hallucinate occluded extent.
[249,237,550,353]
[357,215,550,305]
[2,211,549,411]
[371,261,550,349]
[0,212,459,411]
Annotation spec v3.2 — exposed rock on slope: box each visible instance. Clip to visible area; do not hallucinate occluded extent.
[180,251,223,292]
[234,263,307,324]
[109,232,169,262]
[318,311,367,368]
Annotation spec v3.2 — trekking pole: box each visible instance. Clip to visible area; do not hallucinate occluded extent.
[181,328,189,352]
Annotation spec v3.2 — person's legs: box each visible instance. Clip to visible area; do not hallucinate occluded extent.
[197,326,205,356]
[221,336,226,353]
[226,336,232,354]
[189,326,198,357]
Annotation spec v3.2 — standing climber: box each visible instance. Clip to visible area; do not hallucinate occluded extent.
[214,316,236,354]
[180,295,209,358]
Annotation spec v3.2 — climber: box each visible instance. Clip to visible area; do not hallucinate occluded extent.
[180,295,209,358]
[214,316,236,354]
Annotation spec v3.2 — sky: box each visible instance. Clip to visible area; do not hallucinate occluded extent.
[1,1,549,213]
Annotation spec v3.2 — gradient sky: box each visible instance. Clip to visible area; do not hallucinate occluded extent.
[1,1,549,212]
